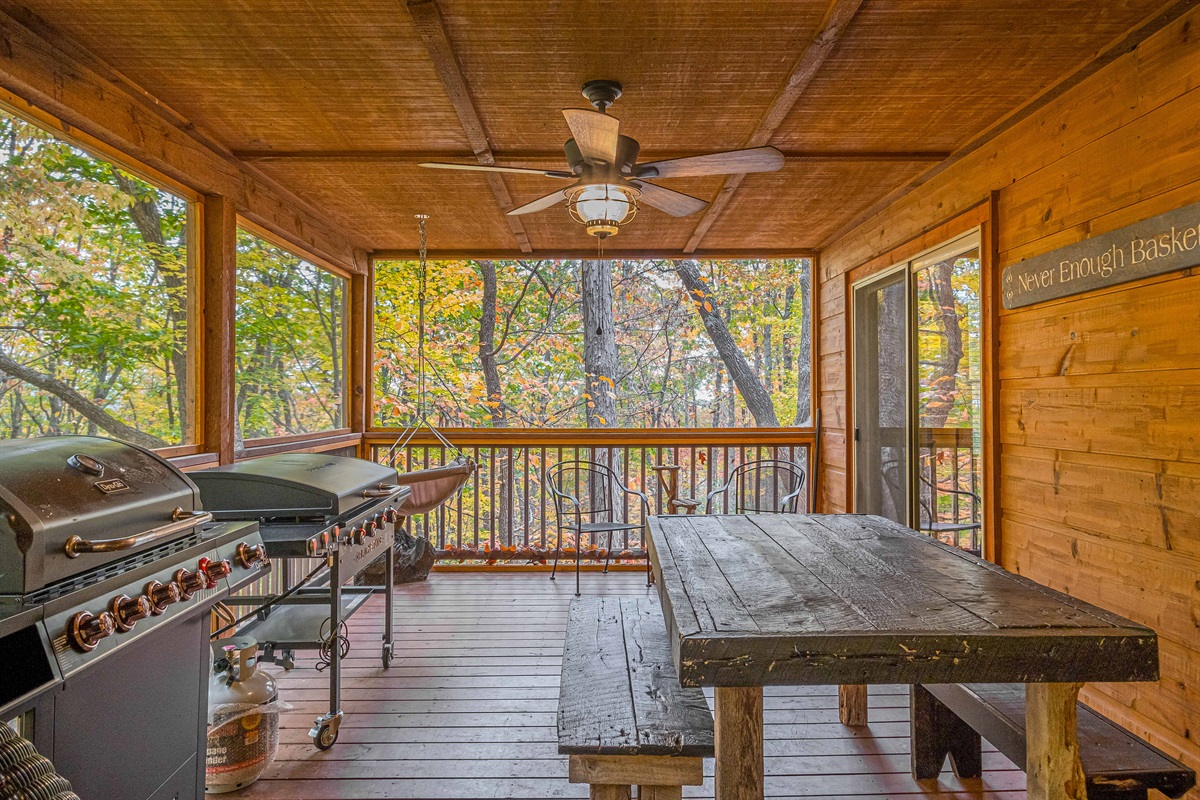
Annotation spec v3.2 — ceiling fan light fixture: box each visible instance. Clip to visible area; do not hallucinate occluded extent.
[567,183,639,238]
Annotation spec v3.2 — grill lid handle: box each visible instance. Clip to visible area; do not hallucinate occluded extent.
[362,484,402,499]
[64,508,212,559]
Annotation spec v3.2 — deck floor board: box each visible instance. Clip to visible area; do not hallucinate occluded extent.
[241,571,1025,799]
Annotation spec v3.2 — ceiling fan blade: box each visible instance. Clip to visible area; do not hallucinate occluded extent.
[634,146,785,179]
[420,162,575,179]
[630,181,708,217]
[508,189,570,216]
[562,109,620,164]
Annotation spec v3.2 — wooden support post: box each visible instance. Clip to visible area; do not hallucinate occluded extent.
[838,684,868,727]
[1026,682,1087,800]
[349,267,370,436]
[589,786,630,800]
[909,684,982,780]
[639,786,683,800]
[714,686,764,800]
[202,194,237,464]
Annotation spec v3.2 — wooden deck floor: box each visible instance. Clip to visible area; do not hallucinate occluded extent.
[241,571,1025,799]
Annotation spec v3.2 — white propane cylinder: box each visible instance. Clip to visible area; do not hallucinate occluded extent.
[206,638,280,794]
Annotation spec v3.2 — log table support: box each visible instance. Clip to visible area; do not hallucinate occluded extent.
[1026,682,1087,800]
[838,684,868,727]
[715,687,764,800]
[909,684,982,779]
[589,786,630,800]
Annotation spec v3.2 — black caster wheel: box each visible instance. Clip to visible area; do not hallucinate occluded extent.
[382,644,393,669]
[313,723,338,750]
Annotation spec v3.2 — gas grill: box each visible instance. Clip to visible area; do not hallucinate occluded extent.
[190,453,410,750]
[0,435,268,800]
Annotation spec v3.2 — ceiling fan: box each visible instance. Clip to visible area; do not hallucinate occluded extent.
[419,80,785,238]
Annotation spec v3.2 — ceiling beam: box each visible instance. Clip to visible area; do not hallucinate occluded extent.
[404,0,532,253]
[683,0,865,254]
[234,148,951,164]
[370,248,819,261]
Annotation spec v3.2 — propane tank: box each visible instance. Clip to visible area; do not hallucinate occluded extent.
[205,638,279,794]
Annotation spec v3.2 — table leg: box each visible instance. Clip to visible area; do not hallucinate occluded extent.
[714,686,764,800]
[1025,682,1087,800]
[838,684,868,726]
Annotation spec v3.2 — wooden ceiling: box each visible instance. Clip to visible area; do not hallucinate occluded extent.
[10,0,1171,257]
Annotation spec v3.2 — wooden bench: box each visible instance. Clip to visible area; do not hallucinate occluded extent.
[912,683,1195,800]
[559,597,714,800]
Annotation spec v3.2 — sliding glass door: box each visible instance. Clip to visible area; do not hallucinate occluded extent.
[853,233,984,553]
[852,269,910,525]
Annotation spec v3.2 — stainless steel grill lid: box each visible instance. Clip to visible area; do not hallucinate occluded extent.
[0,436,201,594]
[190,453,400,519]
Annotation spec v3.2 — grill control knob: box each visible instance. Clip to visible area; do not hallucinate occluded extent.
[198,557,233,587]
[174,569,206,600]
[363,520,378,538]
[144,580,181,615]
[384,508,399,525]
[350,527,365,545]
[236,542,267,569]
[109,594,151,632]
[67,610,116,653]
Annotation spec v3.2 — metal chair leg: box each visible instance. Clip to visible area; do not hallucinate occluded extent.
[574,532,582,597]
[550,529,561,581]
[603,531,613,574]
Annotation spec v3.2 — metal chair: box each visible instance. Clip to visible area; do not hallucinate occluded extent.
[547,460,650,596]
[918,471,981,555]
[704,459,807,514]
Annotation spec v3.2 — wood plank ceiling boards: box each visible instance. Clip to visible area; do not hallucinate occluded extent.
[0,0,1179,257]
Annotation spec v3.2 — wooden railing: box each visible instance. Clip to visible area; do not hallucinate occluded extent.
[363,427,815,562]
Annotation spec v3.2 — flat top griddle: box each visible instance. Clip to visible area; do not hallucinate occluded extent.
[191,453,400,519]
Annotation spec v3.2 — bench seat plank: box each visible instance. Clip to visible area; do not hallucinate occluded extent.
[559,597,714,758]
[920,683,1195,799]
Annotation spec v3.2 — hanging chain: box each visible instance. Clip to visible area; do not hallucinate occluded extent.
[415,214,430,422]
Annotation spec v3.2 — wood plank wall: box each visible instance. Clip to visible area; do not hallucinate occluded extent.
[816,7,1200,784]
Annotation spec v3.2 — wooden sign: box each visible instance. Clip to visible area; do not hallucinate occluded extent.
[1002,201,1200,309]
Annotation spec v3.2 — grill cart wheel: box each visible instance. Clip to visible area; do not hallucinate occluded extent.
[313,723,338,751]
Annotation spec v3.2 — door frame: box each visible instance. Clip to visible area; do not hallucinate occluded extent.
[844,197,1000,561]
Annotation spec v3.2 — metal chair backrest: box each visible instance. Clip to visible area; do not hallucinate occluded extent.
[706,459,807,514]
[546,460,629,524]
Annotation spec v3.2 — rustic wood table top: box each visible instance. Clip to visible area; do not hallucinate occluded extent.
[648,513,1159,687]
[648,513,1162,800]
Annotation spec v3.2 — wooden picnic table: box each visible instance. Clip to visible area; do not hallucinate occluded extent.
[647,513,1159,800]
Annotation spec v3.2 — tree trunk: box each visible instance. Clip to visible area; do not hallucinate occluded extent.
[712,363,723,426]
[0,350,167,448]
[794,264,812,425]
[582,259,619,429]
[924,259,964,428]
[114,172,189,438]
[476,260,512,545]
[476,260,507,428]
[582,259,620,526]
[675,259,779,427]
